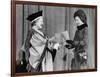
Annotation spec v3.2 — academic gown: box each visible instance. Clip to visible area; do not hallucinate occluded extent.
[25,29,53,72]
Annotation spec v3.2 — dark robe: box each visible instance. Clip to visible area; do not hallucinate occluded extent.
[71,24,88,70]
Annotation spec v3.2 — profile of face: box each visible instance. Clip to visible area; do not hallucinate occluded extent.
[35,16,43,29]
[74,16,84,26]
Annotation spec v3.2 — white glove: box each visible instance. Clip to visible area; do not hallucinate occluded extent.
[53,43,60,50]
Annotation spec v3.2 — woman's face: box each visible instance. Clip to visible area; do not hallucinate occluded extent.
[35,17,43,29]
[74,16,84,26]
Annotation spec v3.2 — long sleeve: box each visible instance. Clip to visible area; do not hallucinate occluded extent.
[73,28,88,48]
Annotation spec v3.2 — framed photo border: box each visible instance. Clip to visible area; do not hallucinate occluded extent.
[11,0,97,77]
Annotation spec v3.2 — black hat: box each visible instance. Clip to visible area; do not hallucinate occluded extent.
[27,10,43,22]
[74,9,87,24]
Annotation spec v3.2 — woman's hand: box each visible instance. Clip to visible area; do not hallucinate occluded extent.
[65,44,73,49]
[65,40,75,49]
[49,36,57,44]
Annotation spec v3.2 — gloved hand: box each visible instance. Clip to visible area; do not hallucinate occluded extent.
[65,44,72,49]
[66,40,73,44]
[65,40,75,49]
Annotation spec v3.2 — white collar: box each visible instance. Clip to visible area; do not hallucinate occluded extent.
[32,26,44,36]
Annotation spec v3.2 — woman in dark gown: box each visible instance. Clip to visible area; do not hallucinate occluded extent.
[66,9,88,70]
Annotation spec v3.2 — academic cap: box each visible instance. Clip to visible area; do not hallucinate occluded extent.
[27,10,43,22]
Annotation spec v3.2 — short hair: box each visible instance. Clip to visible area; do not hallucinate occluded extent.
[74,9,87,24]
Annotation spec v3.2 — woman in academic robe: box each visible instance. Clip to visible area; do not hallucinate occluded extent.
[25,11,54,72]
[65,9,88,70]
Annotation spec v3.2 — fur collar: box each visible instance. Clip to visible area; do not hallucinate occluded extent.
[77,24,88,30]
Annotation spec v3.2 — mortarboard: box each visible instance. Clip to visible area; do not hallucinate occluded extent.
[27,10,43,22]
